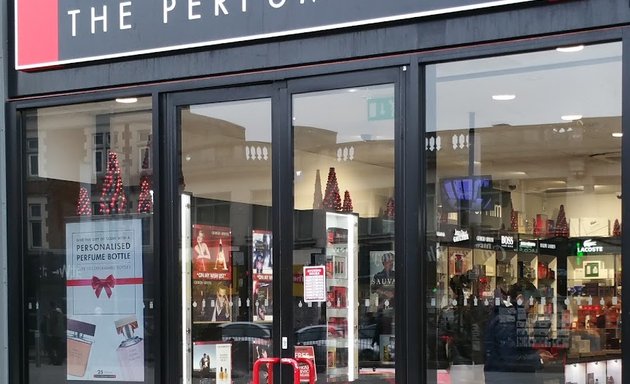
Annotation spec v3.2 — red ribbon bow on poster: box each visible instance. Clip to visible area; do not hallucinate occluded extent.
[92,275,116,298]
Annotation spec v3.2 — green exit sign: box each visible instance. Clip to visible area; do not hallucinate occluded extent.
[368,97,395,121]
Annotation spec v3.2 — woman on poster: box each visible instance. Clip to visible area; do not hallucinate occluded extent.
[194,230,212,272]
[215,239,228,270]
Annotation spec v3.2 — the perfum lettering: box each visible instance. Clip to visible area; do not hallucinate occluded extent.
[162,0,316,23]
[67,2,133,37]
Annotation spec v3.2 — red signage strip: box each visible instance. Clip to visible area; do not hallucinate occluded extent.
[17,0,59,68]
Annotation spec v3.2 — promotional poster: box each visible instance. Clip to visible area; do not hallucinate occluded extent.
[192,281,233,323]
[252,230,272,274]
[192,342,232,384]
[252,230,273,322]
[192,225,232,281]
[65,218,144,381]
[369,251,395,309]
[448,247,472,276]
[253,277,273,322]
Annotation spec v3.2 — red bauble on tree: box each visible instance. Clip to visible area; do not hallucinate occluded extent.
[613,219,621,237]
[385,197,395,219]
[554,204,569,237]
[76,186,92,216]
[322,167,342,211]
[341,190,353,213]
[99,150,127,215]
[137,175,153,213]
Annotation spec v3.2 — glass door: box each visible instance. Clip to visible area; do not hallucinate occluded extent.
[291,78,398,383]
[176,90,275,384]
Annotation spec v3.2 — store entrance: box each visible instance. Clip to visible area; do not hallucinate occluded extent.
[171,68,401,383]
[175,88,276,384]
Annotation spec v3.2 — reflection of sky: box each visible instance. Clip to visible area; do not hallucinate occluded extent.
[190,99,272,142]
[428,42,621,131]
[293,85,395,144]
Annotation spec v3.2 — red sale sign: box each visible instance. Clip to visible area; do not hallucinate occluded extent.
[294,346,317,382]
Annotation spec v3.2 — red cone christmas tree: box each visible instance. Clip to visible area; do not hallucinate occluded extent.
[342,190,353,213]
[554,204,569,237]
[322,167,342,211]
[137,176,153,213]
[613,219,621,237]
[99,150,127,215]
[385,197,395,219]
[510,209,518,232]
[313,169,323,209]
[76,186,92,216]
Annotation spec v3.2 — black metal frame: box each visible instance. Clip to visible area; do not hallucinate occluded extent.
[5,25,629,384]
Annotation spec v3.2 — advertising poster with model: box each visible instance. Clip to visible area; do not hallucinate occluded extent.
[65,218,144,381]
[192,281,233,323]
[192,341,232,384]
[369,251,395,309]
[252,230,272,274]
[252,230,273,322]
[192,225,232,281]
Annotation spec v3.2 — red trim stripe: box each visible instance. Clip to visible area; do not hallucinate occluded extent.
[17,0,59,67]
[67,278,144,286]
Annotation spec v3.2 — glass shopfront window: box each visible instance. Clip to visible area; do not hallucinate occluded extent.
[292,84,396,382]
[21,98,155,383]
[425,42,622,384]
[178,98,273,384]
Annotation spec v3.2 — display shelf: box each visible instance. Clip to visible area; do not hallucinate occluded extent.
[324,211,359,379]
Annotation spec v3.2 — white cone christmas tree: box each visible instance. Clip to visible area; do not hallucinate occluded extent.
[313,169,323,209]
[99,150,127,215]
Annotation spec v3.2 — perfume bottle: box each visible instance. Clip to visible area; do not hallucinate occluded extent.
[67,319,96,377]
[115,316,144,381]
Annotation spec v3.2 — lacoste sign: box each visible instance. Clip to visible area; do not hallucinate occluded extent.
[576,239,604,254]
[15,0,538,70]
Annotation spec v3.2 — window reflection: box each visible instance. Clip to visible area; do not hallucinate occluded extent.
[179,98,273,384]
[426,42,622,384]
[22,98,155,384]
[293,84,396,382]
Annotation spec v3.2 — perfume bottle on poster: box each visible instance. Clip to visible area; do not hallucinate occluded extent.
[67,319,96,378]
[115,315,144,381]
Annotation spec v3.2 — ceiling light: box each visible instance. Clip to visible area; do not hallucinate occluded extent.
[612,132,623,138]
[116,97,138,104]
[347,88,358,93]
[492,94,516,101]
[556,45,584,53]
[561,114,582,121]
